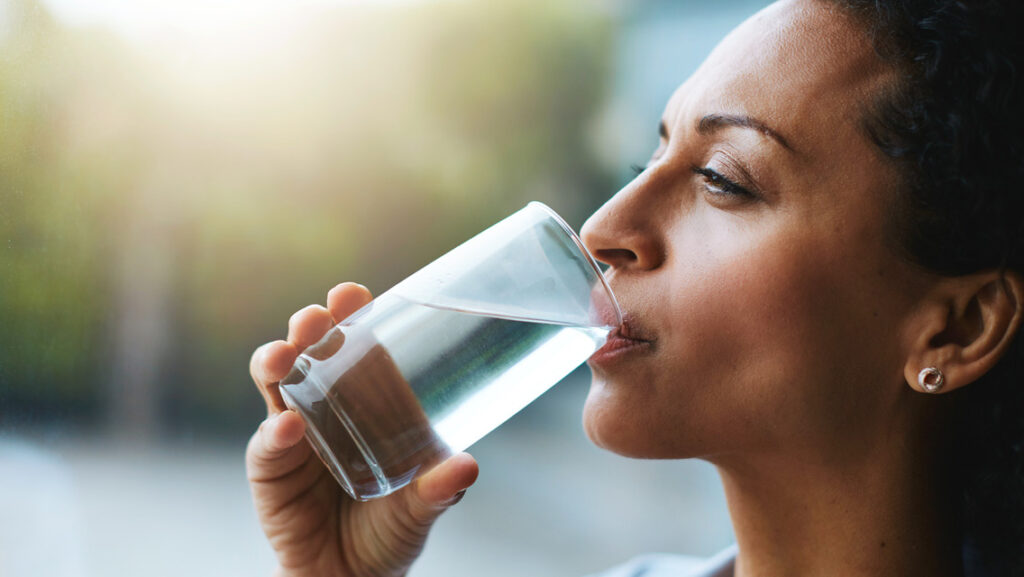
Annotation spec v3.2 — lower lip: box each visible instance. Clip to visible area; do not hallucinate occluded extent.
[588,334,652,367]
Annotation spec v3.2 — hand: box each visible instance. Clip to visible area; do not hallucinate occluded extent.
[246,282,479,577]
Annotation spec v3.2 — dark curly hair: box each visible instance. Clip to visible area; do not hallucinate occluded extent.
[824,0,1024,574]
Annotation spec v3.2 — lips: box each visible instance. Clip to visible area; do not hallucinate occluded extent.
[589,316,654,366]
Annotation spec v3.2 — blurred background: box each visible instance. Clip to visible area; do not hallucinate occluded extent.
[0,0,769,575]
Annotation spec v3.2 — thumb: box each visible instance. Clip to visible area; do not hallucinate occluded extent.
[246,410,310,483]
[402,452,479,524]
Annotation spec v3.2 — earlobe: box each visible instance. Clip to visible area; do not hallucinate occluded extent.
[903,271,1024,394]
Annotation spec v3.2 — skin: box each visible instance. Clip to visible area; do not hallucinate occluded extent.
[581,0,917,463]
[248,1,1024,575]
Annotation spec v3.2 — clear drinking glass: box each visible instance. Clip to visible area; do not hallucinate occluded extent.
[278,202,621,500]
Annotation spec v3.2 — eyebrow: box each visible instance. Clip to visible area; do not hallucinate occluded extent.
[658,114,796,153]
[697,114,795,152]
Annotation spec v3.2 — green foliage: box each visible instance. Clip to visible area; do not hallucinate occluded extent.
[0,0,615,435]
[0,0,103,408]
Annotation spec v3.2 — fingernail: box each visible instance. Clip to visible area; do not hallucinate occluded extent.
[447,490,467,506]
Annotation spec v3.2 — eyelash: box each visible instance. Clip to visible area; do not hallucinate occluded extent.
[692,167,755,198]
[629,163,756,199]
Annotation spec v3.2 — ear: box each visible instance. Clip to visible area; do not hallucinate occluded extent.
[903,270,1024,394]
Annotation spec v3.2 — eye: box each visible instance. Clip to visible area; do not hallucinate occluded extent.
[693,166,756,199]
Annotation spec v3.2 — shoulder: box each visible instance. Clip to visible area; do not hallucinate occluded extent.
[586,545,737,577]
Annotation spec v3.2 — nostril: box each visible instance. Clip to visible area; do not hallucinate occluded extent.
[593,248,638,268]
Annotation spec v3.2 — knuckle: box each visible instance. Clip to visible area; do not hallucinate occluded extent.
[249,344,269,382]
[327,282,350,299]
[402,490,444,527]
[244,429,263,468]
[303,303,327,316]
[289,305,331,331]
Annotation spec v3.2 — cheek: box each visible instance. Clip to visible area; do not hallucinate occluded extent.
[582,213,912,459]
[670,234,895,451]
[666,227,818,380]
[580,225,814,457]
[666,226,908,446]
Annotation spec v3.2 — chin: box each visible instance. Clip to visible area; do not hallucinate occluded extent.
[582,385,659,458]
[582,376,714,460]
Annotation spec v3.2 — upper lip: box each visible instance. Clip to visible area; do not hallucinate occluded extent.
[593,276,655,344]
[608,314,654,344]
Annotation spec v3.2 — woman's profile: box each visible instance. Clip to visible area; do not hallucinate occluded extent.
[245,0,1024,575]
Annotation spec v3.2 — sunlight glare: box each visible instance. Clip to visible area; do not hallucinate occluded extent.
[40,0,437,44]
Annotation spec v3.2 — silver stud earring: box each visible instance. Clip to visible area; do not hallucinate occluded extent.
[917,367,945,393]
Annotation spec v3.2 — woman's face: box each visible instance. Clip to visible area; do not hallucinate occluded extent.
[581,0,933,463]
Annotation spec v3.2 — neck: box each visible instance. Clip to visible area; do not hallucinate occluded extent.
[713,401,963,577]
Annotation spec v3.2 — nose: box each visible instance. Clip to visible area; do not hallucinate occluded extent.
[580,181,664,273]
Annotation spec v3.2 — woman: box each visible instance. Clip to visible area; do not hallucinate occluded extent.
[246,0,1024,575]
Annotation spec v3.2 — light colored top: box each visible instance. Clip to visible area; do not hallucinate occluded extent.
[589,546,738,577]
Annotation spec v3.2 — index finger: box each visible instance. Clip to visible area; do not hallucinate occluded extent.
[249,339,298,414]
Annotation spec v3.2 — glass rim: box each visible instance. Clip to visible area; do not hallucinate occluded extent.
[526,201,623,328]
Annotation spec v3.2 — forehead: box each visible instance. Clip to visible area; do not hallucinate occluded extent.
[667,0,893,155]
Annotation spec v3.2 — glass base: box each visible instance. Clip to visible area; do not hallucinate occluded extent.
[278,367,392,501]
